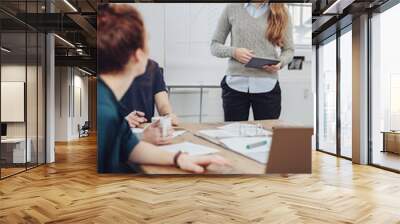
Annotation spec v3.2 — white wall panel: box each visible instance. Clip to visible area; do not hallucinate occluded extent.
[1,82,25,122]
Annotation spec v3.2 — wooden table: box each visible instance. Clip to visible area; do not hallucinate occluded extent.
[382,131,400,154]
[140,120,296,174]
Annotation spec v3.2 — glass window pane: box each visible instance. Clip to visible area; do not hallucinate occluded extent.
[1,0,46,179]
[27,30,38,169]
[1,30,28,177]
[340,29,352,158]
[318,37,337,154]
[38,32,45,165]
[371,4,400,171]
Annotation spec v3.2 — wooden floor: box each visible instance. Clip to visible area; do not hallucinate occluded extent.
[1,167,26,178]
[373,151,400,171]
[1,135,400,223]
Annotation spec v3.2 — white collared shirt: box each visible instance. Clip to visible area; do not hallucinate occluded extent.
[226,3,278,93]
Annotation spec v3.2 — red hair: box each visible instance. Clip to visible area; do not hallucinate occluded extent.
[97,4,145,74]
[267,3,289,47]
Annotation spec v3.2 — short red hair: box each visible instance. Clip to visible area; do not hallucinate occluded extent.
[97,4,145,74]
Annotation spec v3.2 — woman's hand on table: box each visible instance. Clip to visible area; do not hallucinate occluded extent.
[167,113,179,126]
[125,110,147,128]
[177,154,231,174]
[263,63,282,73]
[142,120,173,145]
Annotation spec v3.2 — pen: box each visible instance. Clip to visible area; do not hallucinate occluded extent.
[246,140,268,149]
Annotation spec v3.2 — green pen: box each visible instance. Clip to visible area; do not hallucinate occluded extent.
[246,140,268,149]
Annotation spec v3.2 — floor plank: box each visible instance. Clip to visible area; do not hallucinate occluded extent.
[0,135,400,223]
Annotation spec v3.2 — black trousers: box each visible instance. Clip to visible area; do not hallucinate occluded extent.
[221,76,282,122]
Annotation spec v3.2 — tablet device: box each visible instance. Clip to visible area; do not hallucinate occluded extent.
[245,57,280,69]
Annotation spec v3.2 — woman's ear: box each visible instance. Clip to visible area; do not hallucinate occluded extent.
[129,49,139,63]
[135,48,146,61]
[135,49,147,67]
[127,50,143,66]
[131,48,148,74]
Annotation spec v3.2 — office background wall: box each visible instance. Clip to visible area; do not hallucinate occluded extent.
[136,3,314,125]
[54,67,89,141]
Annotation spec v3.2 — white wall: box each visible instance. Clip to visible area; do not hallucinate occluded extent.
[136,3,313,126]
[54,67,89,141]
[55,67,68,141]
[1,65,27,139]
[1,65,38,137]
[312,45,317,150]
[72,73,89,138]
[1,63,46,163]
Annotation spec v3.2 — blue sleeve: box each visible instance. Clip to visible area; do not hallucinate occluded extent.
[97,104,139,173]
[97,105,118,173]
[152,62,167,95]
[121,120,139,162]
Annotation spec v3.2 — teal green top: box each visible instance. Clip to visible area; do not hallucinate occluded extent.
[97,78,139,173]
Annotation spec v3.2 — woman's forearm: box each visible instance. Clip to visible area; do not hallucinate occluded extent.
[129,141,174,165]
[279,16,294,66]
[155,92,173,116]
[210,41,235,58]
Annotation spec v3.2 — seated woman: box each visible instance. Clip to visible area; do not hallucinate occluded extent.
[120,59,178,145]
[97,3,229,173]
[121,59,179,128]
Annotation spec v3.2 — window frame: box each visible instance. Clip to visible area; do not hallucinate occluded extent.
[315,24,352,160]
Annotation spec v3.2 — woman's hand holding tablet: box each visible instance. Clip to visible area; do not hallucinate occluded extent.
[262,62,282,73]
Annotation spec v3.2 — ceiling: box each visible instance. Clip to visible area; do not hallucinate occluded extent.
[311,0,392,44]
[0,0,97,73]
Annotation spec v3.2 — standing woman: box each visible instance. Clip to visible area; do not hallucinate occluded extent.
[211,2,294,121]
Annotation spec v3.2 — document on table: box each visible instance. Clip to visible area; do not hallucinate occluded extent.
[218,123,272,137]
[131,128,186,139]
[158,142,219,156]
[219,136,272,164]
[220,137,272,153]
[172,130,186,138]
[198,129,238,139]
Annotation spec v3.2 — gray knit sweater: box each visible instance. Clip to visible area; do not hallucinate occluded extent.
[210,3,294,78]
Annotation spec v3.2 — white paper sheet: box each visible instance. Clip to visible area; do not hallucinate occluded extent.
[158,142,219,156]
[219,136,272,164]
[172,130,186,138]
[218,123,272,137]
[198,129,237,139]
[131,128,186,139]
[220,136,272,154]
[131,128,144,139]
